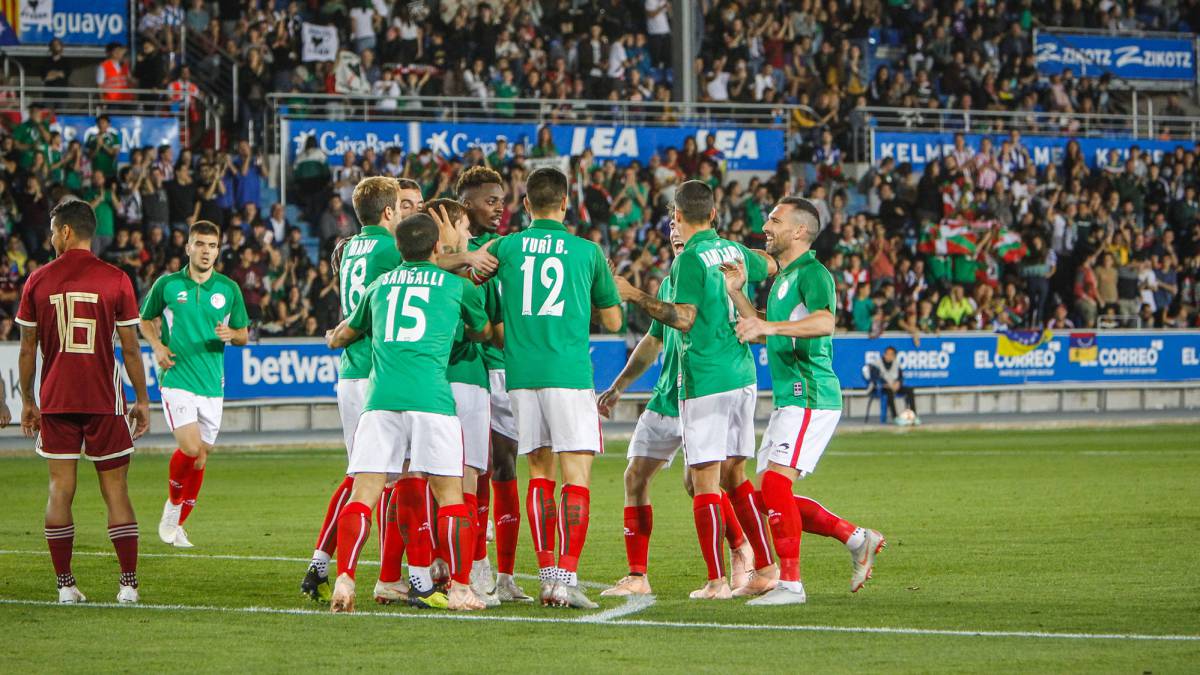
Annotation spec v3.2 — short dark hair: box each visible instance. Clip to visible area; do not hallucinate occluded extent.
[50,199,97,240]
[190,220,220,239]
[396,213,439,261]
[674,180,715,225]
[525,168,568,213]
[396,177,421,193]
[455,165,504,197]
[777,196,822,241]
[423,198,468,226]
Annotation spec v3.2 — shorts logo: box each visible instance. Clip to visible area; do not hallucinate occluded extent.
[210,293,227,309]
[793,381,804,397]
[175,290,188,304]
[776,278,790,300]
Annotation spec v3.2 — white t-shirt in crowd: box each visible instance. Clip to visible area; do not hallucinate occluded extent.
[645,0,670,35]
[706,71,730,101]
[349,7,376,40]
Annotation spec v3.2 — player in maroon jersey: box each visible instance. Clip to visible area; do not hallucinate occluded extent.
[15,199,151,604]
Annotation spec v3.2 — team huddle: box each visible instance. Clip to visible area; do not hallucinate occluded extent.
[17,165,884,611]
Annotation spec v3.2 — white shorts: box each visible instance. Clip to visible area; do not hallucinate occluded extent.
[488,369,517,440]
[348,410,464,477]
[337,378,369,459]
[509,387,603,455]
[757,407,842,476]
[452,382,491,472]
[627,410,681,466]
[680,385,757,467]
[160,387,223,446]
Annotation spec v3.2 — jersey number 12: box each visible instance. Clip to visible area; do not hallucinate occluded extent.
[520,256,565,317]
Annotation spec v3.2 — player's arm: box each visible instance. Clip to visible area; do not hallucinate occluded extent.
[748,249,779,277]
[139,277,175,370]
[18,325,39,437]
[441,238,499,278]
[215,324,249,345]
[597,330,663,417]
[461,280,493,343]
[325,319,361,349]
[490,322,504,349]
[117,324,151,440]
[215,287,251,346]
[736,268,836,343]
[616,279,695,332]
[719,261,765,320]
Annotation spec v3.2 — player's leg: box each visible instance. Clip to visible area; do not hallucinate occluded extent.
[413,411,483,612]
[721,386,779,595]
[487,369,527,601]
[373,477,408,604]
[747,461,807,606]
[302,378,365,601]
[175,395,222,533]
[455,382,499,606]
[159,387,203,546]
[45,456,83,603]
[511,387,560,604]
[680,393,740,600]
[96,459,139,603]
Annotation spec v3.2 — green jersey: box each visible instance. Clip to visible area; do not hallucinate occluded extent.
[447,275,502,390]
[493,219,620,390]
[671,229,769,400]
[140,270,249,397]
[645,277,681,418]
[469,231,505,371]
[347,261,489,415]
[765,250,842,410]
[338,225,403,379]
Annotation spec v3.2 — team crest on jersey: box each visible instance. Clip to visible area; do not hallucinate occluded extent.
[776,278,790,300]
[175,290,188,304]
[792,381,804,397]
[210,293,227,309]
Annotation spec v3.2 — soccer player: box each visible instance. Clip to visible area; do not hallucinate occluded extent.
[491,168,623,608]
[614,180,779,600]
[16,199,151,603]
[141,221,249,548]
[457,166,530,602]
[720,197,886,606]
[599,225,768,596]
[325,213,493,613]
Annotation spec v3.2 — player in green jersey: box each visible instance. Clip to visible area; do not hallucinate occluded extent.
[490,168,623,609]
[140,221,249,549]
[720,197,886,606]
[325,213,494,614]
[615,180,780,600]
[456,166,532,602]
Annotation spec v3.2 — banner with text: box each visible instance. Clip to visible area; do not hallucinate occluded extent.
[55,115,180,164]
[873,131,1189,172]
[2,0,129,46]
[285,120,785,171]
[1034,31,1196,81]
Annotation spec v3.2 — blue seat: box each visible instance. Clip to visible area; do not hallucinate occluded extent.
[861,364,891,424]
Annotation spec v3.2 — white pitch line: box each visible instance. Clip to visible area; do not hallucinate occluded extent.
[0,598,1194,642]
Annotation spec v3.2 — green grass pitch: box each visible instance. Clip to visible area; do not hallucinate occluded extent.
[2,424,1198,673]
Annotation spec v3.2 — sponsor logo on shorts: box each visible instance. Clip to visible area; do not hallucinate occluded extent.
[210,293,227,309]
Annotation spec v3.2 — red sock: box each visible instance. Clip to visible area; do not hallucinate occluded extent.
[378,485,406,583]
[167,450,192,505]
[794,496,858,542]
[622,505,653,575]
[721,491,746,549]
[335,501,373,579]
[425,482,440,552]
[557,485,590,574]
[731,480,775,568]
[761,470,802,582]
[463,491,480,557]
[438,503,473,584]
[525,477,557,571]
[45,522,75,587]
[692,493,726,580]
[178,465,205,524]
[474,473,490,562]
[315,475,354,555]
[492,478,520,574]
[108,522,139,588]
[395,477,431,567]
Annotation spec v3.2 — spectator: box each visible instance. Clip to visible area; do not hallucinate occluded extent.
[165,162,197,231]
[874,346,920,424]
[937,284,976,329]
[318,194,355,246]
[83,171,118,254]
[97,43,133,101]
[85,115,121,180]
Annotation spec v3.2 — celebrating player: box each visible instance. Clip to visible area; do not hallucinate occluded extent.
[457,167,530,602]
[491,168,623,608]
[141,221,249,548]
[325,213,494,613]
[614,180,779,600]
[16,199,151,603]
[720,197,885,606]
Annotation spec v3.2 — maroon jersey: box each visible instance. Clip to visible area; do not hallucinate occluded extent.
[15,249,141,415]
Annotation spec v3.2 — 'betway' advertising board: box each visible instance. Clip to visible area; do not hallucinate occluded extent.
[873,131,1190,171]
[1035,31,1196,81]
[286,120,784,171]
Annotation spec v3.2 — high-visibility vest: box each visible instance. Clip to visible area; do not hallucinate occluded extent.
[100,60,134,101]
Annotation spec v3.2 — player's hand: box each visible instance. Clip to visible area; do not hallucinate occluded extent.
[153,345,176,371]
[613,274,637,301]
[464,239,499,277]
[20,404,40,438]
[215,323,236,342]
[597,386,622,418]
[128,401,150,440]
[0,402,11,428]
[719,261,747,293]
[735,316,771,343]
